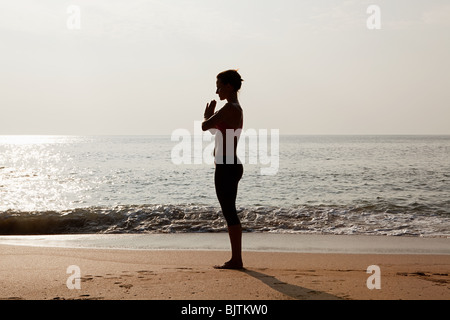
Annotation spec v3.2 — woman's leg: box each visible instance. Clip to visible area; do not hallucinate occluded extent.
[227,223,243,268]
[214,163,244,269]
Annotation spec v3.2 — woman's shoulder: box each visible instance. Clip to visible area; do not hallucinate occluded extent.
[217,103,242,128]
[224,102,242,112]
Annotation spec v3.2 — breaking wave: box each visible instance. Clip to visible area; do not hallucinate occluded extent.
[1,203,449,237]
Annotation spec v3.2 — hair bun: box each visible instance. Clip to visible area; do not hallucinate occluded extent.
[217,69,243,92]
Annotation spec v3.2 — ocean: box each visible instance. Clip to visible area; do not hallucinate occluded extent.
[0,135,449,237]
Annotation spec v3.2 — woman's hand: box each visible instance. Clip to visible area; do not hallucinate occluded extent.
[204,100,217,119]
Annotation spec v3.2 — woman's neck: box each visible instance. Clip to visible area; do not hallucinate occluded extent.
[227,92,239,104]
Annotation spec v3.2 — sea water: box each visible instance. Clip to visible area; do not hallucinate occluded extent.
[0,135,449,236]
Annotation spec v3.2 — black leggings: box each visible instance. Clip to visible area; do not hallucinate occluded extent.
[214,159,243,227]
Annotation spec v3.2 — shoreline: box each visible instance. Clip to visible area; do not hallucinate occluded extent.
[0,233,449,255]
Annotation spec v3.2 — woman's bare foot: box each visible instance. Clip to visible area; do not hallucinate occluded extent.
[213,259,243,270]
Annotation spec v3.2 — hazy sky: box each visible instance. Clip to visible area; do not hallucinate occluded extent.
[1,0,449,135]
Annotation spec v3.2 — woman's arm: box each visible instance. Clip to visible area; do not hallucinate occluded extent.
[202,101,230,131]
[204,100,216,119]
[202,110,223,131]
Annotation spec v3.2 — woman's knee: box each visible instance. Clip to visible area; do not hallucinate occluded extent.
[224,212,241,226]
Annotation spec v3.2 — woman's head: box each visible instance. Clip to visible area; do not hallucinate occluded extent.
[216,69,243,100]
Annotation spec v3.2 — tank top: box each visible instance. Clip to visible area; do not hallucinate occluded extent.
[214,103,243,164]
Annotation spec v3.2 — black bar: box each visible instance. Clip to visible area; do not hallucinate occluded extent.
[0,299,440,319]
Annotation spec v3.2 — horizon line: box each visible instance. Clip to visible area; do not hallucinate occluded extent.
[1,133,450,137]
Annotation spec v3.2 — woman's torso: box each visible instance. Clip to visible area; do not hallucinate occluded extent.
[215,102,243,163]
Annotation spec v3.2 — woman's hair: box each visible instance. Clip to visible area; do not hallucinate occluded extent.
[217,69,243,92]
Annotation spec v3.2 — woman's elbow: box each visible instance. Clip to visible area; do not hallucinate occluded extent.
[202,122,217,134]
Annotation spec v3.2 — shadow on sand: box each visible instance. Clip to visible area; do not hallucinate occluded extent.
[241,269,342,300]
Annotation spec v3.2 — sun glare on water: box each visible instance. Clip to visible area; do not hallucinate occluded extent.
[0,135,79,145]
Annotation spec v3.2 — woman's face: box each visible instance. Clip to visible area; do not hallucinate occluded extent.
[216,79,233,101]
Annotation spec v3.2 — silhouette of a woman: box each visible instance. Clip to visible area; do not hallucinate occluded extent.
[202,70,244,269]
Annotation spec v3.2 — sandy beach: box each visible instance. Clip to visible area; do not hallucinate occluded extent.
[1,234,449,301]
